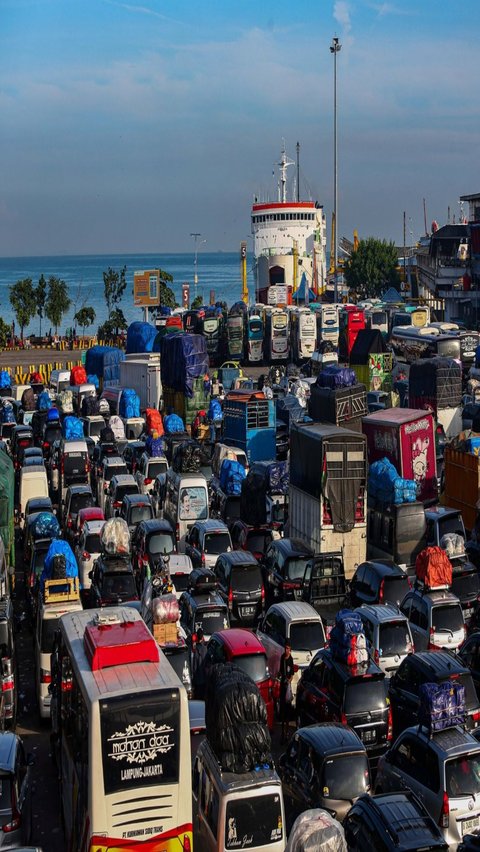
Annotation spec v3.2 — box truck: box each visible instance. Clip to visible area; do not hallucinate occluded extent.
[119,354,162,411]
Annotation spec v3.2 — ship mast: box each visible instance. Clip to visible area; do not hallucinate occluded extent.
[277,141,295,203]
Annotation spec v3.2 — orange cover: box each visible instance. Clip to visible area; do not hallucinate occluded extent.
[145,408,164,436]
[415,546,452,588]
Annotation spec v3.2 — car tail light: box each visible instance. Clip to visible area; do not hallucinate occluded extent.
[472,710,480,725]
[387,704,393,741]
[228,587,233,611]
[201,553,205,567]
[83,551,90,560]
[40,668,52,684]
[67,517,73,528]
[261,584,265,604]
[113,501,121,508]
[406,637,414,654]
[144,478,152,485]
[43,441,49,449]
[428,628,442,650]
[183,835,191,852]
[340,712,348,726]
[175,523,180,541]
[378,579,385,603]
[2,801,20,833]
[440,791,449,828]
[373,648,379,665]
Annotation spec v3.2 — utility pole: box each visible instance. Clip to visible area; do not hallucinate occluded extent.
[330,36,342,303]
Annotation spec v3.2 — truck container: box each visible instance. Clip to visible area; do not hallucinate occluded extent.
[443,446,480,532]
[119,354,162,411]
[367,501,427,569]
[288,422,367,579]
[349,329,392,392]
[307,383,367,432]
[222,390,276,464]
[408,357,463,440]
[362,408,437,504]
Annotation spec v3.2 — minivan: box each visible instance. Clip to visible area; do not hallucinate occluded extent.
[18,466,49,529]
[163,470,209,552]
[58,439,90,503]
[193,738,285,852]
[214,551,265,625]
[35,578,82,718]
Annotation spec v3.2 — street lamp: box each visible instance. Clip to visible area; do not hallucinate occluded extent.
[190,233,207,299]
[330,35,341,303]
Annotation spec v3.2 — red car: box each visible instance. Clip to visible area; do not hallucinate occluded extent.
[205,628,275,729]
[75,506,105,540]
[229,520,276,562]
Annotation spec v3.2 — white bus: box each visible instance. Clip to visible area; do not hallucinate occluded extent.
[51,607,192,852]
[290,308,317,363]
[264,308,289,361]
[315,304,339,348]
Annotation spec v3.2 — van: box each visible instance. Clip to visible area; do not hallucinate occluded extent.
[59,439,90,504]
[99,386,124,416]
[18,466,49,529]
[81,415,106,443]
[49,369,71,394]
[164,470,209,552]
[67,384,97,413]
[193,739,285,852]
[35,577,82,719]
[10,384,32,402]
[212,443,248,479]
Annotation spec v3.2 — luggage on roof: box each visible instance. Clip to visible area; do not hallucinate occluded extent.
[219,458,246,496]
[56,390,73,414]
[172,440,202,473]
[70,365,87,386]
[21,387,35,412]
[145,408,164,436]
[108,415,125,441]
[164,413,185,435]
[315,365,357,390]
[41,539,78,587]
[415,546,452,589]
[100,517,130,556]
[0,371,10,390]
[81,395,101,416]
[62,416,84,440]
[99,426,116,445]
[119,388,140,419]
[36,390,52,411]
[419,680,466,733]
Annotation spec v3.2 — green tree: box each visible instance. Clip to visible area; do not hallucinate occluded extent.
[9,278,37,340]
[0,317,12,348]
[98,308,128,341]
[74,306,96,339]
[36,274,47,336]
[45,276,72,333]
[103,265,127,316]
[190,294,203,310]
[344,237,401,299]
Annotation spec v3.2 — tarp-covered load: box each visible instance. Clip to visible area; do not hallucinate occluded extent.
[0,372,10,390]
[0,403,15,425]
[409,358,462,410]
[152,593,179,625]
[308,383,367,432]
[56,390,73,414]
[33,512,61,540]
[145,409,164,436]
[62,416,84,440]
[219,459,246,495]
[85,345,125,383]
[126,322,158,355]
[100,517,130,556]
[368,457,417,506]
[440,533,465,559]
[349,329,388,363]
[315,365,357,390]
[145,435,164,457]
[240,461,289,527]
[329,610,368,666]
[70,365,87,386]
[160,333,209,398]
[164,414,185,435]
[419,680,466,734]
[81,395,101,416]
[46,407,60,423]
[36,391,52,411]
[172,440,202,474]
[87,374,99,389]
[100,426,116,445]
[205,663,272,773]
[415,546,452,588]
[108,415,125,441]
[285,810,347,852]
[119,388,140,419]
[21,387,35,412]
[40,539,78,586]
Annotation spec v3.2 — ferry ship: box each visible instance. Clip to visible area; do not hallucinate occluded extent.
[251,144,327,306]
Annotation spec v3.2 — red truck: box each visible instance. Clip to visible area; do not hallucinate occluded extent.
[362,408,437,503]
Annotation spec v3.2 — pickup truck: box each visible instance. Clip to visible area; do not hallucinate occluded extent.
[301,551,348,632]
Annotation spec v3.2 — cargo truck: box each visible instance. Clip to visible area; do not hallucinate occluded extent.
[288,422,367,579]
[118,354,162,411]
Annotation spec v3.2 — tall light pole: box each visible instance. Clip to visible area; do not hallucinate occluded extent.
[190,232,207,300]
[330,35,341,303]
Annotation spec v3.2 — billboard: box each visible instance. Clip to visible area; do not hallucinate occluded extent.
[134,270,160,307]
[182,283,190,308]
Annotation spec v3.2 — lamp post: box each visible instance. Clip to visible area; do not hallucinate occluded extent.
[330,36,341,303]
[190,233,207,300]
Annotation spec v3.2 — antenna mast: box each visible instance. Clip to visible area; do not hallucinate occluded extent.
[277,140,295,203]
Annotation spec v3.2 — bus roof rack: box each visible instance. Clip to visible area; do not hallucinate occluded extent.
[84,614,159,671]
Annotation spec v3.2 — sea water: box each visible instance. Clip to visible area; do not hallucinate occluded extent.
[0,252,254,334]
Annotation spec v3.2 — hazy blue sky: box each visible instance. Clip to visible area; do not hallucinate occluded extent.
[1,0,478,256]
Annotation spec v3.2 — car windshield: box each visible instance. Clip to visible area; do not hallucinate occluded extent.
[0,775,13,810]
[234,653,268,683]
[379,623,411,655]
[286,557,310,582]
[231,565,262,592]
[446,754,480,797]
[289,621,325,652]
[225,793,283,849]
[147,460,167,478]
[41,616,61,654]
[130,505,154,525]
[102,573,137,600]
[322,753,370,800]
[89,421,103,438]
[105,465,127,482]
[224,497,241,522]
[171,572,191,592]
[438,516,465,540]
[432,604,464,633]
[45,426,62,443]
[194,609,228,635]
[383,575,411,605]
[163,646,191,687]
[452,571,480,599]
[204,532,231,555]
[246,532,272,555]
[344,678,387,715]
[84,533,101,554]
[147,533,175,556]
[114,484,139,502]
[69,493,94,514]
[32,549,48,578]
[63,453,87,477]
[441,673,478,710]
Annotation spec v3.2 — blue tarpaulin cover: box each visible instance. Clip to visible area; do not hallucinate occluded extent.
[41,539,79,585]
[126,322,158,354]
[369,456,417,505]
[219,459,246,495]
[85,346,125,380]
[158,333,209,397]
[119,389,140,419]
[0,372,10,389]
[62,416,84,440]
[33,512,60,540]
[37,391,52,411]
[87,374,99,389]
[1,404,15,424]
[164,414,185,434]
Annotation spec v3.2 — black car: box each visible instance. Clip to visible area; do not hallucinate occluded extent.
[61,484,94,536]
[388,650,480,739]
[122,440,146,475]
[132,519,177,592]
[42,420,63,459]
[348,560,411,609]
[213,550,264,625]
[88,556,139,608]
[0,599,17,728]
[262,538,314,605]
[296,649,391,770]
[458,631,480,702]
[450,562,480,625]
[343,792,448,851]
[278,724,370,829]
[119,493,154,534]
[179,590,230,645]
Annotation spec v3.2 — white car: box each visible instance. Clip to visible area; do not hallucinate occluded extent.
[96,456,128,511]
[135,453,168,496]
[75,519,105,596]
[257,601,326,703]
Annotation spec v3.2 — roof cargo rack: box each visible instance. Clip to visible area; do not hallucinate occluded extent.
[43,577,80,604]
[84,612,159,671]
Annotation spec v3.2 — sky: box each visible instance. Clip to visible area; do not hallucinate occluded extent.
[1,0,479,257]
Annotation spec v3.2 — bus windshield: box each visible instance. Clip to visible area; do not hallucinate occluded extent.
[100,690,180,795]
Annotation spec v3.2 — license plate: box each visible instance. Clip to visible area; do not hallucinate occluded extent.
[463,816,480,835]
[361,730,376,744]
[294,590,303,599]
[241,606,255,616]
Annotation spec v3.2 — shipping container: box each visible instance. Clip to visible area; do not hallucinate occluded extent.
[222,390,276,463]
[119,354,162,411]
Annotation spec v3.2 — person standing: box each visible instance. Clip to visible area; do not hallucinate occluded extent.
[278,639,294,743]
[192,627,208,700]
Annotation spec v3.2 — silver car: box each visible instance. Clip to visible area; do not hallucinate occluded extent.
[376,725,480,849]
[356,603,414,679]
[400,588,466,652]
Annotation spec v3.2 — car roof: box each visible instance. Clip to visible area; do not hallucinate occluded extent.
[296,723,365,756]
[402,725,480,758]
[356,559,402,577]
[402,649,469,677]
[66,484,92,495]
[193,519,229,534]
[122,493,151,505]
[61,440,88,452]
[354,792,447,850]
[322,649,384,681]
[424,506,461,520]
[212,628,266,655]
[269,538,314,557]
[78,507,104,520]
[111,474,136,485]
[410,588,461,605]
[142,452,167,463]
[140,519,174,534]
[82,520,105,535]
[266,601,321,623]
[218,550,259,566]
[181,591,226,609]
[357,603,407,624]
[0,732,19,773]
[103,456,125,467]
